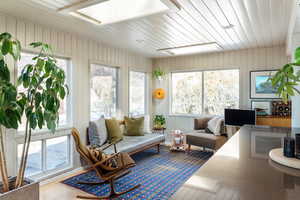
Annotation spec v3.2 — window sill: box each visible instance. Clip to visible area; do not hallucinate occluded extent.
[29,165,73,183]
[15,125,73,140]
[168,114,204,118]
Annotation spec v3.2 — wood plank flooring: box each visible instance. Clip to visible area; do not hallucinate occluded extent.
[40,170,96,200]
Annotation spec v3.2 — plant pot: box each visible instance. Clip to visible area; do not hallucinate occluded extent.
[0,177,39,200]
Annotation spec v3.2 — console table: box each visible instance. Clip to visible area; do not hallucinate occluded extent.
[256,115,291,128]
[171,126,300,200]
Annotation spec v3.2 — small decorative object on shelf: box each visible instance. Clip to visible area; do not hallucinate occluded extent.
[284,137,295,158]
[295,134,300,159]
[272,101,292,117]
[170,130,186,152]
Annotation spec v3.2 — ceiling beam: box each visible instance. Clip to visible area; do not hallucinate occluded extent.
[57,0,109,14]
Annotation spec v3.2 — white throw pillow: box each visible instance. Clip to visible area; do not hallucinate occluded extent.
[207,116,223,136]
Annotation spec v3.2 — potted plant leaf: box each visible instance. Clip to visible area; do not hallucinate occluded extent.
[153,115,166,129]
[0,32,68,200]
[152,68,165,81]
[269,47,300,102]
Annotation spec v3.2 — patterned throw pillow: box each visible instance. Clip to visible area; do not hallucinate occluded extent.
[207,116,224,136]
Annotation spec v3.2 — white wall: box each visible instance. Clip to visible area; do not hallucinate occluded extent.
[153,46,289,131]
[0,12,152,176]
[291,33,300,128]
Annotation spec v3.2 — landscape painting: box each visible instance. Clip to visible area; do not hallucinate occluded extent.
[250,70,279,99]
[255,75,277,94]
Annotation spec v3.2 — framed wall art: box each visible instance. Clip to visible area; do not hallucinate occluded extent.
[250,70,280,99]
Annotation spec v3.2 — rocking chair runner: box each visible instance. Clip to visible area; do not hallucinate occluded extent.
[71,128,140,199]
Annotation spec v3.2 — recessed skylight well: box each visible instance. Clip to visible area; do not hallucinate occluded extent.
[157,42,222,56]
[73,0,178,26]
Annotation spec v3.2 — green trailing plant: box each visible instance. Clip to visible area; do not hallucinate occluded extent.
[15,42,69,188]
[269,47,300,103]
[153,115,166,129]
[0,32,22,192]
[152,68,165,80]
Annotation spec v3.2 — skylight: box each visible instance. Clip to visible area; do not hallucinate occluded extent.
[158,42,222,56]
[75,0,172,25]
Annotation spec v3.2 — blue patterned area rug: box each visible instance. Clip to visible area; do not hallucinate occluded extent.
[62,146,213,199]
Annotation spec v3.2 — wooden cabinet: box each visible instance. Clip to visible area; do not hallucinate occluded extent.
[256,116,291,128]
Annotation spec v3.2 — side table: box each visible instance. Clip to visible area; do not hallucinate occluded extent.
[152,127,166,134]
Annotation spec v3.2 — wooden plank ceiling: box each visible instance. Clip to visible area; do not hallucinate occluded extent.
[6,0,296,57]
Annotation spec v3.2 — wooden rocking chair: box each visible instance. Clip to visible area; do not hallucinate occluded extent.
[71,128,140,199]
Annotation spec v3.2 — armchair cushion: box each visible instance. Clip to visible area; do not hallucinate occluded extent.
[88,118,108,146]
[194,117,212,130]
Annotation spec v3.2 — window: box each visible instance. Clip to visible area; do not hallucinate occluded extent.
[172,71,203,115]
[171,69,239,115]
[90,64,119,120]
[17,52,71,130]
[17,135,71,177]
[203,70,239,115]
[129,71,146,116]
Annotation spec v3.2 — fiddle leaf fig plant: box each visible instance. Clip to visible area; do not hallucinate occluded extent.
[15,42,69,188]
[269,47,300,103]
[0,32,22,193]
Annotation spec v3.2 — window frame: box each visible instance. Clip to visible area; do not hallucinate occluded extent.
[169,68,240,116]
[15,133,72,180]
[128,70,148,117]
[89,62,120,120]
[16,51,73,134]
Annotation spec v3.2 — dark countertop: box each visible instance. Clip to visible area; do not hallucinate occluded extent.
[171,125,300,200]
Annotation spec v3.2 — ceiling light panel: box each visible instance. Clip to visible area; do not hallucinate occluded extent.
[77,0,173,25]
[158,43,222,55]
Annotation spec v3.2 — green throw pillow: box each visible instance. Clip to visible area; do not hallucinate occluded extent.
[105,118,123,142]
[124,116,144,136]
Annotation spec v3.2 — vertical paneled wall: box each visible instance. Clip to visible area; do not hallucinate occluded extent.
[152,46,289,131]
[0,12,152,175]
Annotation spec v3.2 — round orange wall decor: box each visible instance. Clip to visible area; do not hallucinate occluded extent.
[153,88,165,99]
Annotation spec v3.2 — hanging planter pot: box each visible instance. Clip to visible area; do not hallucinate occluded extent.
[152,68,166,81]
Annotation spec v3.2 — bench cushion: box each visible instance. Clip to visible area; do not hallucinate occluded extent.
[103,133,165,154]
[186,131,227,150]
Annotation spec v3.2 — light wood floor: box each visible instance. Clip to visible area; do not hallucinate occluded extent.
[40,170,96,200]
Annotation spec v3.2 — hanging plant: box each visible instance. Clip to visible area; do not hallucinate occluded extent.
[152,68,165,80]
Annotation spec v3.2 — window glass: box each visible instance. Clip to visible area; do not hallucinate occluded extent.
[129,71,146,116]
[90,64,118,120]
[171,72,203,115]
[204,70,239,115]
[17,52,70,130]
[171,69,239,115]
[18,141,42,177]
[46,136,69,171]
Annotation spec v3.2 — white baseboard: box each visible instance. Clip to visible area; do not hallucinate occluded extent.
[40,166,86,186]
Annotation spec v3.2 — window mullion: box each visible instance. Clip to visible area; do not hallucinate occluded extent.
[42,139,47,172]
[202,71,205,115]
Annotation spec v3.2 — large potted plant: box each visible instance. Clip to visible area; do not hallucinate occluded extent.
[0,32,68,200]
[270,47,300,102]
